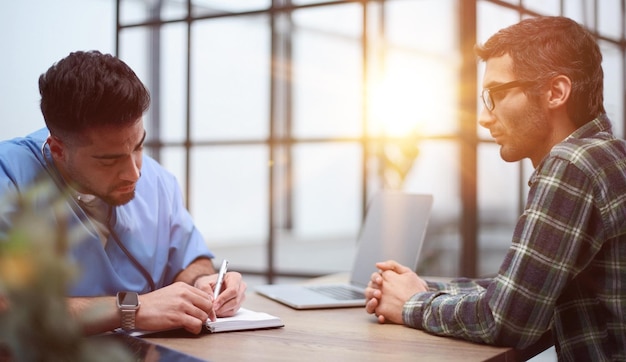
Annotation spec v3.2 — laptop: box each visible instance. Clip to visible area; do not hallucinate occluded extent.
[255,191,433,309]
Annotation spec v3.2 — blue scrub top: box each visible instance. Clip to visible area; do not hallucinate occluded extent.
[0,128,214,295]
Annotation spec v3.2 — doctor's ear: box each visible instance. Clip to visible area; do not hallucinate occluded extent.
[47,135,66,159]
[546,75,572,110]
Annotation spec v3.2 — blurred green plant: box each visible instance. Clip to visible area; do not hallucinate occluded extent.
[376,129,421,190]
[374,130,444,275]
[0,180,133,361]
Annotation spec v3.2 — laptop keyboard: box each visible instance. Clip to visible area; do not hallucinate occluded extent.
[306,285,365,300]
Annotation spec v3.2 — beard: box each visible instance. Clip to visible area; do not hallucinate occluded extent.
[101,189,136,206]
[74,181,136,207]
[499,99,548,163]
[62,164,137,207]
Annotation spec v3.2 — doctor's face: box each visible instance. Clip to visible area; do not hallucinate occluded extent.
[51,118,145,206]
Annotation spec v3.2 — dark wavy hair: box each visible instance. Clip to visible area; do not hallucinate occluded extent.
[475,16,605,127]
[39,50,150,141]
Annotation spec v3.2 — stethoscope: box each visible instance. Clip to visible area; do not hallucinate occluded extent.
[41,140,156,292]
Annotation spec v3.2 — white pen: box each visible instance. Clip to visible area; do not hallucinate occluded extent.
[213,259,229,300]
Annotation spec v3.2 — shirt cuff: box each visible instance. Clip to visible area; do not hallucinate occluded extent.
[402,291,444,329]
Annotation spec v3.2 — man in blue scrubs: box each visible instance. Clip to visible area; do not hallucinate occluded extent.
[0,50,246,335]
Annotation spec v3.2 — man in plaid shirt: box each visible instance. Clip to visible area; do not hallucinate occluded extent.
[365,16,626,361]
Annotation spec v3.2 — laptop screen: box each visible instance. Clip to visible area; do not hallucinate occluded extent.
[349,192,433,287]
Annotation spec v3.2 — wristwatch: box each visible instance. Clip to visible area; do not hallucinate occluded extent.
[116,291,140,330]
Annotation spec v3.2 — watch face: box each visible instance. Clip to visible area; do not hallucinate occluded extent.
[118,292,139,307]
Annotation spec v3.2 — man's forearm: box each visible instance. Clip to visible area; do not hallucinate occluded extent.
[66,258,217,336]
[67,296,120,336]
[175,257,217,285]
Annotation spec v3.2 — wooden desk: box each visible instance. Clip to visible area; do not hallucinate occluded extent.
[143,279,535,361]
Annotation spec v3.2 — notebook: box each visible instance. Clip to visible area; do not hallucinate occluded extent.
[205,307,284,333]
[255,191,433,309]
[125,308,283,336]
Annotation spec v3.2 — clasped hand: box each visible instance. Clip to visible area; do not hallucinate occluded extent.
[364,260,428,324]
[135,271,246,334]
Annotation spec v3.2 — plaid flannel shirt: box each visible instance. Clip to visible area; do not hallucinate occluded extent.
[403,114,626,361]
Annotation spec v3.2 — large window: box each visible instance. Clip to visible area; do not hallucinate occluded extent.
[116,0,626,281]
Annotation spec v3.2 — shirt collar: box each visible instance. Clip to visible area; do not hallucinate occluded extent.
[528,113,613,186]
[566,113,613,141]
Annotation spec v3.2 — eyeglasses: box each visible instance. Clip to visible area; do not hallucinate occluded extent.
[481,80,535,112]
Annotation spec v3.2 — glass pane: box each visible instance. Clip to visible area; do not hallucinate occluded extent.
[598,0,622,38]
[563,0,585,23]
[231,142,365,275]
[161,23,188,143]
[477,143,521,276]
[291,143,363,238]
[275,142,362,274]
[386,0,456,53]
[477,2,521,44]
[119,0,152,24]
[523,0,560,15]
[274,229,358,275]
[160,146,188,202]
[477,62,488,138]
[118,27,151,88]
[369,0,458,137]
[162,0,187,21]
[601,42,625,138]
[292,4,363,138]
[402,140,460,277]
[192,0,270,16]
[1,0,115,140]
[118,27,154,139]
[293,0,342,5]
[119,0,188,24]
[191,15,270,141]
[369,53,459,137]
[190,145,269,243]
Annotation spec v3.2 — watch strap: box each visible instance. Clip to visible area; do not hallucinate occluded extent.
[120,309,137,330]
[117,291,140,331]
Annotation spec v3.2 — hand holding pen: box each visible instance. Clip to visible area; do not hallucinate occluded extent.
[209,258,247,318]
[213,259,229,300]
